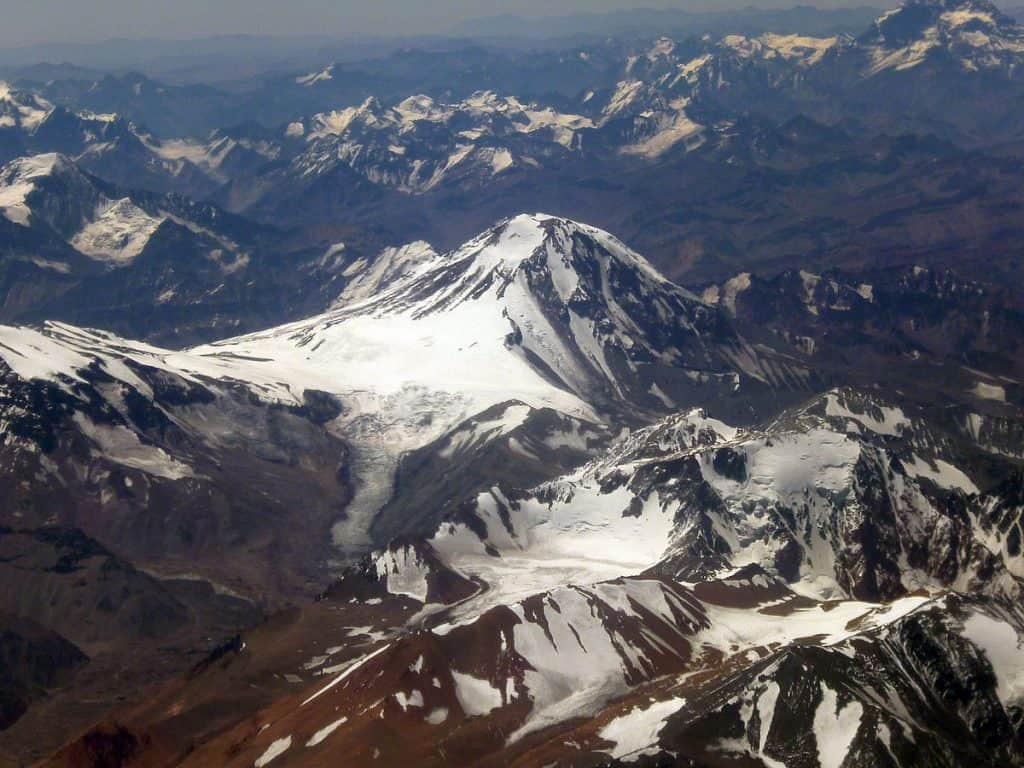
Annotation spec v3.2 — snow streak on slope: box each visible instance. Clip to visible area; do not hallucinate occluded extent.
[70,197,165,264]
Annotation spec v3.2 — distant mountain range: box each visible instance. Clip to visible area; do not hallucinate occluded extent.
[0,6,886,83]
[0,0,1021,330]
[455,5,887,40]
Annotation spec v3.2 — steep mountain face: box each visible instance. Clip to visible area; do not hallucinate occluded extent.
[0,322,353,602]
[648,592,1024,767]
[0,614,86,732]
[702,265,1024,406]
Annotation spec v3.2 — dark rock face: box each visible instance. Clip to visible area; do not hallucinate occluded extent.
[0,615,86,731]
[0,528,192,649]
[0,340,354,603]
[705,265,1024,391]
[0,523,264,763]
[372,403,609,544]
[58,724,141,768]
[712,446,747,483]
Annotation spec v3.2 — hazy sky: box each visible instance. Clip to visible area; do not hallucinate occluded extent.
[1,0,864,46]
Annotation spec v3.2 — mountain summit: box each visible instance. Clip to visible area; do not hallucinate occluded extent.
[860,0,1024,74]
[197,213,797,422]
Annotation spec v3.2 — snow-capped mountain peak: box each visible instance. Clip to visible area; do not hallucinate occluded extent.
[861,0,1024,74]
[0,153,71,225]
[354,213,677,311]
[199,214,719,407]
[0,153,167,265]
[0,82,54,133]
[326,212,753,408]
[199,213,792,426]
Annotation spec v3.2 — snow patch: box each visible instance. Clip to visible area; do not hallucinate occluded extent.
[254,736,291,767]
[962,611,1024,707]
[901,454,978,494]
[425,707,449,725]
[375,546,432,603]
[70,198,164,265]
[598,697,686,762]
[72,414,195,480]
[452,671,503,716]
[972,381,1006,402]
[305,717,347,747]
[0,153,64,225]
[394,689,424,710]
[813,683,862,768]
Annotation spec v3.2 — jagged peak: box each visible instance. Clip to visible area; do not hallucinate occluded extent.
[0,81,49,105]
[447,212,675,287]
[865,0,1020,43]
[327,213,719,375]
[0,152,73,180]
[0,154,87,226]
[894,0,1009,14]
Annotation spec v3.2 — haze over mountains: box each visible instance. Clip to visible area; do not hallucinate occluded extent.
[0,6,885,81]
[1,1,1024,766]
